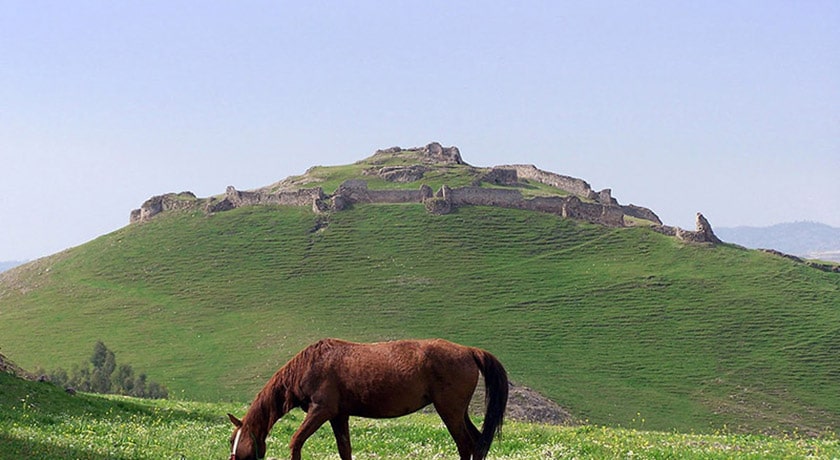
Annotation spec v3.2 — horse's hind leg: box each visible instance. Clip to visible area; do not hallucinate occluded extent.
[434,403,476,460]
[329,415,352,460]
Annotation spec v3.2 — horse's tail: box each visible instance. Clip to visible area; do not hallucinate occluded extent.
[472,348,509,460]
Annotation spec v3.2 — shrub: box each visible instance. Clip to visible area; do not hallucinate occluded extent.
[48,341,168,399]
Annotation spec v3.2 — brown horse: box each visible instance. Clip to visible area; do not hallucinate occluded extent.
[227,338,508,460]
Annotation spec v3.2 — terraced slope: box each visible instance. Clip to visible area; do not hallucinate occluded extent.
[2,201,838,434]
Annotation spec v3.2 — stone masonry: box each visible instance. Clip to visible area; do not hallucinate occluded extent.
[130,145,719,244]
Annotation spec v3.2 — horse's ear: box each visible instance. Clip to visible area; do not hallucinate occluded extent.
[227,413,243,428]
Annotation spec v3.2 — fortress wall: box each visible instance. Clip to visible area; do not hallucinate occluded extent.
[226,188,265,206]
[226,186,324,207]
[362,189,424,204]
[133,181,630,230]
[447,187,524,207]
[563,198,625,226]
[482,168,519,185]
[276,188,325,206]
[599,205,626,226]
[444,187,624,227]
[501,164,597,200]
[621,204,663,225]
[333,180,370,203]
[131,177,723,242]
[333,180,423,204]
[520,196,568,214]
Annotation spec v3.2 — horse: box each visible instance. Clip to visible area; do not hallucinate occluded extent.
[227,338,509,460]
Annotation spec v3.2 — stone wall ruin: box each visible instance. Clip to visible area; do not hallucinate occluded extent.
[129,150,719,244]
[372,142,464,165]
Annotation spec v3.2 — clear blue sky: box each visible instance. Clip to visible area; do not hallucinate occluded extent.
[2,1,838,261]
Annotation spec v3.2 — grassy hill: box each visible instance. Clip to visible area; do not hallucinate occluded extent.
[1,153,839,435]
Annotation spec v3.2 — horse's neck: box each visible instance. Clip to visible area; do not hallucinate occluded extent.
[245,372,289,437]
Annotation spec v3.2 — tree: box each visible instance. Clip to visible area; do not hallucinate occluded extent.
[147,380,168,399]
[47,341,168,399]
[113,363,135,395]
[48,367,68,387]
[89,340,116,393]
[90,341,108,370]
[132,373,147,398]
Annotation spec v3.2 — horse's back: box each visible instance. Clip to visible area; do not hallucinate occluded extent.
[303,339,480,418]
[339,338,479,387]
[357,339,479,381]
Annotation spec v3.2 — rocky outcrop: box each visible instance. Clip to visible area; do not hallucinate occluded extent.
[313,194,349,213]
[0,352,35,380]
[696,213,722,244]
[373,142,464,165]
[367,165,428,182]
[130,192,200,224]
[652,213,721,244]
[424,142,463,164]
[468,382,576,425]
[424,196,452,215]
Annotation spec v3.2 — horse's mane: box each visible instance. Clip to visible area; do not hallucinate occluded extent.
[244,339,340,431]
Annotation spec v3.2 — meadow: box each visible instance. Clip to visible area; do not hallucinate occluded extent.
[2,372,838,459]
[2,202,839,435]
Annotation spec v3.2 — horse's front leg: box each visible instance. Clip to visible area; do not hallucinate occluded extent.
[329,414,352,460]
[289,406,332,460]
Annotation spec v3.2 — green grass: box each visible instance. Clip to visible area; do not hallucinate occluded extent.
[268,151,572,198]
[2,373,837,459]
[2,203,839,435]
[282,162,488,194]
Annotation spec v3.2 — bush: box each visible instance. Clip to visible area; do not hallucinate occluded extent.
[48,341,168,399]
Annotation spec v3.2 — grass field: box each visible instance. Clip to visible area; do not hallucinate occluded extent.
[2,200,839,434]
[2,372,838,459]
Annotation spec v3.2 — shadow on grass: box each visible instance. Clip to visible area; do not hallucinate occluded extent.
[2,373,226,429]
[0,433,133,460]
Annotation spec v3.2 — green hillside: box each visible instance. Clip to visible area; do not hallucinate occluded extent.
[2,155,839,435]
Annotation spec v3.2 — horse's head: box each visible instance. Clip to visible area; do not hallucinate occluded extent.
[227,413,265,460]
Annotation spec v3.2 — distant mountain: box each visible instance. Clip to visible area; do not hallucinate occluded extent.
[0,261,26,273]
[716,222,840,262]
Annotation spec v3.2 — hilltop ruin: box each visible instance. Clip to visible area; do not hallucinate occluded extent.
[130,143,721,244]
